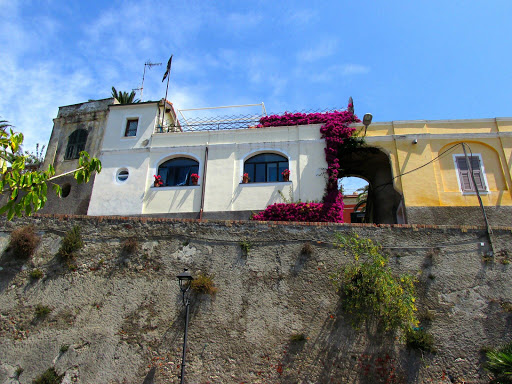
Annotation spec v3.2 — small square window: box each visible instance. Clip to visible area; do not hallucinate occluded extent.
[125,119,138,137]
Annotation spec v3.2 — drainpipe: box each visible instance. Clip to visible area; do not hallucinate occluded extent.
[199,144,209,220]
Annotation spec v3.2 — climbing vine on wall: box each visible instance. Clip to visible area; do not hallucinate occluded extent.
[252,102,361,222]
[330,233,418,333]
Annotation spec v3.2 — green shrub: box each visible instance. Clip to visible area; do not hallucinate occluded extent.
[190,272,218,295]
[33,367,63,384]
[405,328,436,353]
[485,342,512,383]
[58,226,83,260]
[60,345,69,353]
[301,242,313,256]
[8,225,40,259]
[290,333,306,342]
[329,233,418,333]
[121,237,138,254]
[239,240,251,255]
[29,269,43,280]
[34,304,51,318]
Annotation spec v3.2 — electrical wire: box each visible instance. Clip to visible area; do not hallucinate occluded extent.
[371,142,464,192]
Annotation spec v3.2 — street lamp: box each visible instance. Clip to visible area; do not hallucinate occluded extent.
[363,113,373,136]
[177,268,193,384]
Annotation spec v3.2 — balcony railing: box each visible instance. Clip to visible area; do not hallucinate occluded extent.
[154,107,346,133]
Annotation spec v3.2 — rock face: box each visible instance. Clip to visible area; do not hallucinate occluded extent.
[0,215,511,383]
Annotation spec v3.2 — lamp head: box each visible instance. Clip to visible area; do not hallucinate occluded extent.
[363,113,373,127]
[177,268,193,293]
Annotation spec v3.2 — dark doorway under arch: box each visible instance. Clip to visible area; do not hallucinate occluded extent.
[338,147,405,224]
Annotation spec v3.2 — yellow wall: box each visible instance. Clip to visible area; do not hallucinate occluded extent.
[362,118,512,208]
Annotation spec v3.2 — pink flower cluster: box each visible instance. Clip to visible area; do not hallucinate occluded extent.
[252,104,359,223]
[251,198,344,223]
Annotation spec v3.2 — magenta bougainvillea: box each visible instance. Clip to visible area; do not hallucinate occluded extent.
[252,104,360,223]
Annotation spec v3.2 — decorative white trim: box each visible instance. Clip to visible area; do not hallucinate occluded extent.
[364,131,512,144]
[113,167,130,185]
[121,115,142,139]
[150,152,203,187]
[150,185,200,190]
[239,181,292,187]
[239,148,291,181]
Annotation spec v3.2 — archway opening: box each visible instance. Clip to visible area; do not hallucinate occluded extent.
[338,147,405,224]
[339,176,368,223]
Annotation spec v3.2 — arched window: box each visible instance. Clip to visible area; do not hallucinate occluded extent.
[244,153,288,182]
[65,129,88,160]
[157,157,199,186]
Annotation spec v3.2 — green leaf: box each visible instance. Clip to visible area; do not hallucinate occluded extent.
[25,203,32,216]
[14,203,22,217]
[0,201,12,214]
[52,184,62,197]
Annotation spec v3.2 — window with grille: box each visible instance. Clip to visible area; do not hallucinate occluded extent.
[244,153,289,183]
[455,155,487,192]
[157,157,199,186]
[125,119,138,137]
[64,129,88,160]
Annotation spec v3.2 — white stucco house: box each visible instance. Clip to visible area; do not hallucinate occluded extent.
[87,101,327,219]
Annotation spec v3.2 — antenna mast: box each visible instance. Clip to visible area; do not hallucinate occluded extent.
[134,60,161,101]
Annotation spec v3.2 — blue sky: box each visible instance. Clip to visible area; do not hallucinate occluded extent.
[1,0,511,191]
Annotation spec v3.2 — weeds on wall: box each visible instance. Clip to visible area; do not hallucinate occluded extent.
[289,333,306,342]
[329,233,418,333]
[57,226,83,261]
[121,237,139,254]
[484,342,512,383]
[190,272,218,295]
[34,304,51,318]
[33,367,63,384]
[301,242,313,256]
[405,328,436,354]
[29,268,43,280]
[240,240,252,256]
[8,225,40,259]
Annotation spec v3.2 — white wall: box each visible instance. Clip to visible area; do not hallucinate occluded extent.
[88,104,329,216]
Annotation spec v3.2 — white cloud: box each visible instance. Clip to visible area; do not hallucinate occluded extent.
[310,64,370,82]
[297,39,339,62]
[226,12,263,30]
[285,9,318,25]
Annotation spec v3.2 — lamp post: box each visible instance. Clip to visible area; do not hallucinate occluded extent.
[177,268,193,384]
[363,113,373,136]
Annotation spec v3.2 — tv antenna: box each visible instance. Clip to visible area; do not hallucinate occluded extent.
[133,60,162,101]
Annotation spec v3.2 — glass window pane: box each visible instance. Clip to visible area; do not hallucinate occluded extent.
[246,153,287,163]
[255,163,265,182]
[267,163,278,182]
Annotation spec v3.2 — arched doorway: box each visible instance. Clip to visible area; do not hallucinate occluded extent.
[338,147,405,224]
[339,176,369,223]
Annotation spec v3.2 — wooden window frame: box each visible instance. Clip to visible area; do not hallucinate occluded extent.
[453,154,488,193]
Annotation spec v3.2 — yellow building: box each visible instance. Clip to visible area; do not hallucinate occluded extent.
[358,117,512,226]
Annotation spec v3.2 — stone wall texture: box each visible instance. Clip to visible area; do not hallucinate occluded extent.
[0,215,511,383]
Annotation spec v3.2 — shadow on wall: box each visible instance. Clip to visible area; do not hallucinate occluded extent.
[278,298,422,383]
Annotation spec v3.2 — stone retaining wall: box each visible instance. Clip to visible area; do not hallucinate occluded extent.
[0,215,511,383]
